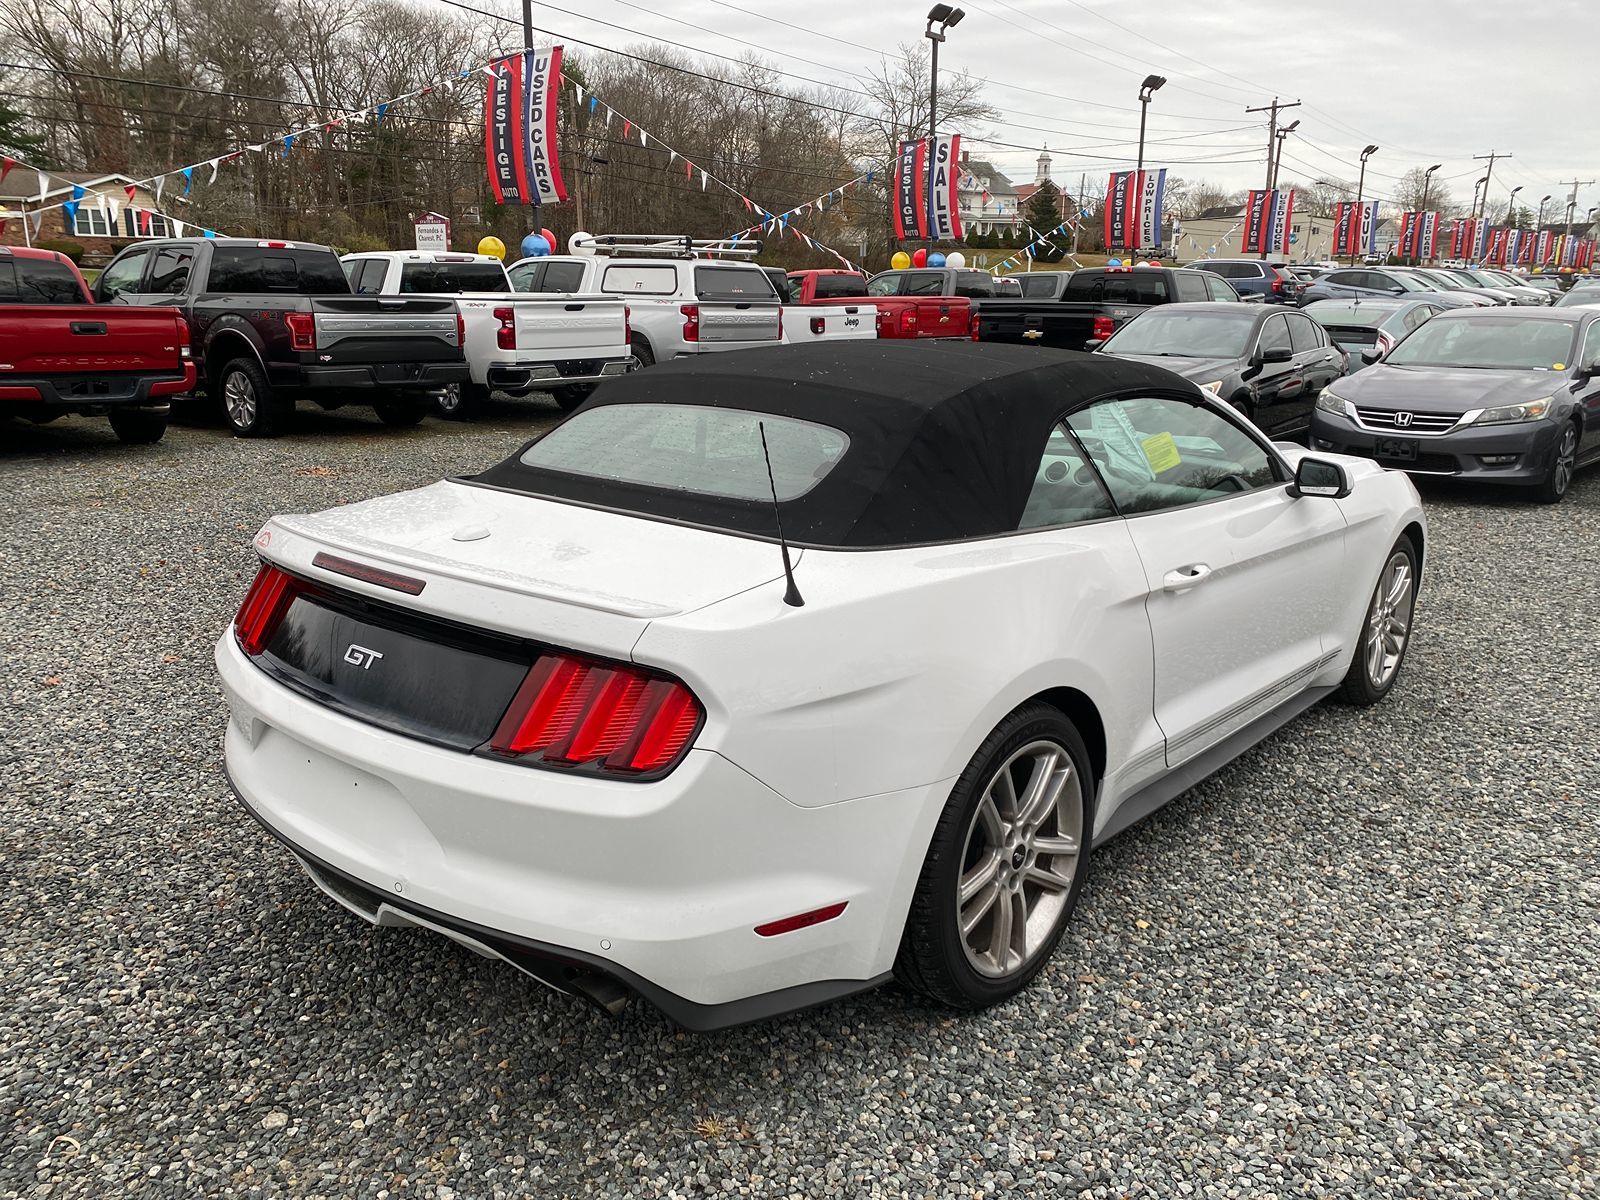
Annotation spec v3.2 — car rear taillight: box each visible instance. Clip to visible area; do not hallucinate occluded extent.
[234,563,298,656]
[680,304,700,342]
[970,318,982,342]
[456,310,466,347]
[1271,277,1285,294]
[492,306,516,350]
[1376,330,1395,356]
[776,305,783,341]
[810,316,825,336]
[284,311,316,351]
[175,315,191,359]
[623,304,631,345]
[1091,315,1115,341]
[489,652,703,776]
[898,308,918,335]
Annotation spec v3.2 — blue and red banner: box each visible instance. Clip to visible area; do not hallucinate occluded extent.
[485,46,567,206]
[1536,230,1554,264]
[1333,200,1380,257]
[893,139,928,240]
[1103,169,1169,250]
[1399,211,1440,259]
[927,134,962,241]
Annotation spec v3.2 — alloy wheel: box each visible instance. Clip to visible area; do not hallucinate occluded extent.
[1552,424,1578,498]
[437,382,462,414]
[223,370,257,429]
[956,740,1083,978]
[1364,550,1414,690]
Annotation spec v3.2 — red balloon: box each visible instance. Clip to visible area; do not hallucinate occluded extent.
[911,248,928,267]
[540,228,556,252]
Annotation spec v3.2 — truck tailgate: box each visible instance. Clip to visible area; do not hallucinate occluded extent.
[0,304,183,375]
[310,297,461,360]
[500,296,626,355]
[780,303,878,342]
[697,303,782,344]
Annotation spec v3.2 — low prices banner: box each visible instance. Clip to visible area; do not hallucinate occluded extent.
[893,138,929,240]
[926,133,962,240]
[485,46,567,207]
[1102,169,1168,250]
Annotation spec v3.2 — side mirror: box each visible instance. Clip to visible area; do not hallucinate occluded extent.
[1360,346,1384,365]
[1260,345,1294,364]
[1289,456,1352,499]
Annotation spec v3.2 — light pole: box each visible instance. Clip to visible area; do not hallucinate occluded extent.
[1270,119,1299,190]
[1536,194,1551,235]
[1415,163,1441,263]
[1351,144,1378,264]
[1134,74,1164,255]
[924,5,964,254]
[1505,185,1523,227]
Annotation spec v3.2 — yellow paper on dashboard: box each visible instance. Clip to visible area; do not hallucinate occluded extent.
[1140,431,1182,474]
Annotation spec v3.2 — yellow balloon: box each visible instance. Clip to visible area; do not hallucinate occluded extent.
[477,236,507,260]
[890,251,911,270]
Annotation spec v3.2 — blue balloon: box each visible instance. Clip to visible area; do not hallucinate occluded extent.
[928,251,947,267]
[520,234,551,258]
[1106,258,1122,267]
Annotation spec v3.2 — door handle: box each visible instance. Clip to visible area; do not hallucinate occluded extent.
[70,321,107,335]
[1163,563,1212,592]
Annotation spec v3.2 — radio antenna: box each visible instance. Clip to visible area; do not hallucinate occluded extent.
[757,421,804,608]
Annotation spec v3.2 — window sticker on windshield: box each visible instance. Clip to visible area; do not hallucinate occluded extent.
[1141,431,1182,474]
[1552,362,1565,370]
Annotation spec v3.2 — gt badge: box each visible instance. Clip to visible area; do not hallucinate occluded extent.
[344,644,385,669]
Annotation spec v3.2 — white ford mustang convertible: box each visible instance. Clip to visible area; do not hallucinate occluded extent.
[218,341,1424,1029]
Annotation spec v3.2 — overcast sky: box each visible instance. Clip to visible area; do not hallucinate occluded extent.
[512,0,1599,220]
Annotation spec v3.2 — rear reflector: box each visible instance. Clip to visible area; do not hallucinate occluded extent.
[234,563,297,655]
[489,653,703,776]
[311,551,426,595]
[755,902,848,938]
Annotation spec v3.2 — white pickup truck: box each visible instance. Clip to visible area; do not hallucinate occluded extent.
[340,251,633,416]
[760,268,878,345]
[507,237,794,368]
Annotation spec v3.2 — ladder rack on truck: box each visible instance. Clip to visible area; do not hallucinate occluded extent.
[571,234,761,260]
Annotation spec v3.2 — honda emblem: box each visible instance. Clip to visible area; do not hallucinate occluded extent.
[1393,411,1414,427]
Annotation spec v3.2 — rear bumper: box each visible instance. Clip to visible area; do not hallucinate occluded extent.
[485,355,633,394]
[1309,409,1559,483]
[272,361,469,391]
[216,632,934,1027]
[0,361,196,407]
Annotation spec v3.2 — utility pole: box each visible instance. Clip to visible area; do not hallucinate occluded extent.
[1245,97,1299,259]
[1560,178,1594,259]
[1473,150,1509,221]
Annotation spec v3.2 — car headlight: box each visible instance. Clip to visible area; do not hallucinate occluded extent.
[1315,389,1347,414]
[1199,380,1223,395]
[1468,396,1554,425]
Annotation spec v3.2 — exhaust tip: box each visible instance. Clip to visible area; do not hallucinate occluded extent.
[568,972,631,1016]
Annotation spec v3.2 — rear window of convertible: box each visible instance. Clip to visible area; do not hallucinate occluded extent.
[519,404,849,502]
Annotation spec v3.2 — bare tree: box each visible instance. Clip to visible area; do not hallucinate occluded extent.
[1392,166,1452,214]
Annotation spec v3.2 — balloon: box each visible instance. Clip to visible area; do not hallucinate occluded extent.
[1106,258,1122,267]
[912,248,929,267]
[520,234,551,258]
[569,231,595,256]
[477,236,506,260]
[540,228,556,252]
[890,251,911,269]
[928,252,947,267]
[945,251,966,268]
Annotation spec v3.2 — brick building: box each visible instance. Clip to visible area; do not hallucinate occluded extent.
[0,173,176,264]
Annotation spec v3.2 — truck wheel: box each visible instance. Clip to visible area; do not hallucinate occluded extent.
[552,384,596,413]
[108,409,169,445]
[219,356,289,438]
[630,335,655,369]
[435,381,490,421]
[374,394,431,428]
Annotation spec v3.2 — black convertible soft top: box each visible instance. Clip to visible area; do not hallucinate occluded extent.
[469,341,1190,547]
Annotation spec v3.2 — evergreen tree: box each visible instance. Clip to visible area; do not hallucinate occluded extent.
[1023,181,1066,262]
[0,99,47,162]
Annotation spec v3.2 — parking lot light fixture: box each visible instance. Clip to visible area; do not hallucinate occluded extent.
[1135,74,1166,253]
[924,6,965,252]
[1506,185,1523,227]
[1352,145,1378,264]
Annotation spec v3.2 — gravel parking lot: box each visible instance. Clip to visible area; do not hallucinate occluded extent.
[2,402,1596,1199]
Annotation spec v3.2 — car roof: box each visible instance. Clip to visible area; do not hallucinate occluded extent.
[0,245,77,264]
[471,342,1193,549]
[1431,305,1589,321]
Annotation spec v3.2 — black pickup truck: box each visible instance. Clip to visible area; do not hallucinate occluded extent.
[93,238,468,436]
[972,265,1241,351]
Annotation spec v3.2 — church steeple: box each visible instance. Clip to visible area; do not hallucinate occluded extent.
[1036,145,1052,183]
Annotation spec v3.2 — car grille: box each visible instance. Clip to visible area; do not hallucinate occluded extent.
[1353,406,1461,434]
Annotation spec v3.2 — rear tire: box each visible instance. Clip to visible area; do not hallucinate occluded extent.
[435,381,490,421]
[1532,420,1579,504]
[630,335,655,369]
[218,356,289,438]
[1336,536,1417,706]
[552,383,596,413]
[108,409,169,445]
[895,703,1092,1011]
[374,394,431,428]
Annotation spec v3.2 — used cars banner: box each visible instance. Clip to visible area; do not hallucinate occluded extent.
[484,47,568,207]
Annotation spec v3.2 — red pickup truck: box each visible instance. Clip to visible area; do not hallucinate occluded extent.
[787,268,973,340]
[0,246,195,444]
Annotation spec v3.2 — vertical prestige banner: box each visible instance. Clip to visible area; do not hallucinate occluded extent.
[1333,203,1353,256]
[893,139,928,240]
[485,47,567,206]
[1241,190,1272,255]
[926,134,962,240]
[1103,171,1134,251]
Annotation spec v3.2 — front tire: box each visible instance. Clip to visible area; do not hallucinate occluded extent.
[1336,536,1417,705]
[895,704,1092,1010]
[630,335,655,369]
[1532,420,1579,505]
[107,408,169,445]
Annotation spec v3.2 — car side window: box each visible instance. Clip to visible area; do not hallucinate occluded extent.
[1067,395,1280,516]
[1287,312,1321,353]
[1581,320,1600,370]
[507,261,541,291]
[1403,305,1433,331]
[1018,424,1116,530]
[866,272,903,297]
[901,272,945,296]
[1204,274,1237,302]
[1174,272,1208,302]
[1260,314,1292,354]
[147,246,194,295]
[346,260,384,295]
[1327,271,1361,287]
[97,249,151,300]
